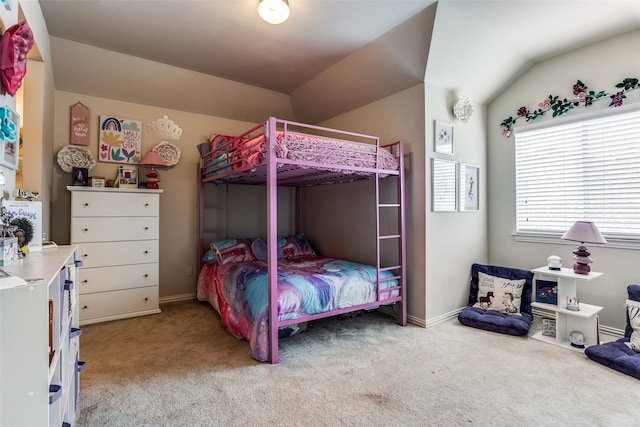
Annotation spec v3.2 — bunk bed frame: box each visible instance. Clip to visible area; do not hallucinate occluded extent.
[198,117,406,363]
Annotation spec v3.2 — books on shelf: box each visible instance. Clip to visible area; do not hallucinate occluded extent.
[3,201,43,253]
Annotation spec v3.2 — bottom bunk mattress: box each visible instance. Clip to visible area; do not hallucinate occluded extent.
[197,255,398,362]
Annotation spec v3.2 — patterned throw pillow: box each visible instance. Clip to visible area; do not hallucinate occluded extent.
[625,299,640,352]
[251,234,316,261]
[473,272,526,315]
[210,239,256,265]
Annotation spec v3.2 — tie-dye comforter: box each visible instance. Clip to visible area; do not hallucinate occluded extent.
[197,255,398,362]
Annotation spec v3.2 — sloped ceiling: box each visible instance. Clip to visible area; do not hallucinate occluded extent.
[39,1,640,123]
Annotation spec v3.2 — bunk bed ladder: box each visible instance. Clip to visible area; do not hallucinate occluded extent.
[375,141,407,326]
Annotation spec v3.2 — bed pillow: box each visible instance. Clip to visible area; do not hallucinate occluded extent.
[251,234,316,261]
[251,238,285,262]
[202,249,217,264]
[625,299,640,352]
[473,272,526,315]
[281,234,316,259]
[210,239,256,265]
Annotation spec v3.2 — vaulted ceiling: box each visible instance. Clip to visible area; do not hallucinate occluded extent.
[38,0,640,123]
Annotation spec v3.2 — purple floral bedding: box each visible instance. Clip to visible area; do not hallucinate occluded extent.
[197,255,398,362]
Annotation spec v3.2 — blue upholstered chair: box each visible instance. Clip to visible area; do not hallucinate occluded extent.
[584,284,640,380]
[458,263,534,336]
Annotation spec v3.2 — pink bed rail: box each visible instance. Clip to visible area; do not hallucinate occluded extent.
[199,117,406,363]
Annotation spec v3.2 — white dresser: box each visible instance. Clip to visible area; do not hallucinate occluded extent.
[67,186,162,325]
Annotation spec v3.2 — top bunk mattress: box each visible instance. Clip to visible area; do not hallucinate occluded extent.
[199,118,401,186]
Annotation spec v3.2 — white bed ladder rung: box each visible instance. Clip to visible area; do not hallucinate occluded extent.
[380,265,401,272]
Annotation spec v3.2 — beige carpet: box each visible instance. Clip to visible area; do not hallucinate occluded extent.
[76,300,637,427]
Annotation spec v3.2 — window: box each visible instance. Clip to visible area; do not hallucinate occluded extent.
[515,105,640,240]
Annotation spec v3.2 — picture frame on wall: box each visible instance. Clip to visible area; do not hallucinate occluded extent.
[0,106,20,170]
[432,158,457,212]
[459,163,479,212]
[434,120,453,155]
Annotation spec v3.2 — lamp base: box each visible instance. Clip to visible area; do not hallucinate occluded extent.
[146,169,160,189]
[572,245,592,275]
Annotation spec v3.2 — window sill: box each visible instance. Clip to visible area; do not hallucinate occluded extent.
[512,232,640,250]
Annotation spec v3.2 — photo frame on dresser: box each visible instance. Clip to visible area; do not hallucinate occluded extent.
[115,166,138,188]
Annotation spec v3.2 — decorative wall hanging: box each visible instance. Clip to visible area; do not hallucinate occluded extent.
[453,96,474,123]
[500,77,640,137]
[56,145,95,172]
[432,158,457,212]
[152,141,180,166]
[99,116,142,164]
[146,115,182,140]
[434,120,453,155]
[0,106,19,169]
[0,20,34,96]
[459,163,479,212]
[70,102,90,145]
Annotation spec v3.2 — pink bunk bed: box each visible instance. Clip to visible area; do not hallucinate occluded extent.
[197,117,406,363]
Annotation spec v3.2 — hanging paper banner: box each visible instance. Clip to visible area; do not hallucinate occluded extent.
[98,115,142,164]
[70,102,90,146]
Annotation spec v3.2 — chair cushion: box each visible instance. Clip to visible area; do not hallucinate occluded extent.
[585,339,640,380]
[458,306,533,336]
[584,284,640,380]
[458,263,534,336]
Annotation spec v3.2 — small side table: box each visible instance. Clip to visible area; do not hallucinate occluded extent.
[531,266,603,351]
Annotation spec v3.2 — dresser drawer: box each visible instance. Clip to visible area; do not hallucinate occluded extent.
[71,217,159,242]
[79,264,159,294]
[79,286,159,322]
[71,191,159,217]
[76,241,158,268]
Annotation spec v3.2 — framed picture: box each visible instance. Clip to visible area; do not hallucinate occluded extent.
[99,115,142,164]
[0,106,20,170]
[71,167,89,186]
[459,164,479,211]
[434,120,453,155]
[432,158,457,212]
[116,166,138,188]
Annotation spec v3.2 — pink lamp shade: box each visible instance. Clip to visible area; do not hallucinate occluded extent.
[139,151,165,189]
[561,221,607,274]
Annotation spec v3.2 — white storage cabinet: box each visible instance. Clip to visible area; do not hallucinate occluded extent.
[68,187,162,325]
[531,266,604,351]
[0,246,83,427]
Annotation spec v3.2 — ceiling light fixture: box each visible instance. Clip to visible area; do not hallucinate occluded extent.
[258,0,290,25]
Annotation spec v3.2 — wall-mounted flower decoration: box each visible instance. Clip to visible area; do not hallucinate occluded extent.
[500,77,640,137]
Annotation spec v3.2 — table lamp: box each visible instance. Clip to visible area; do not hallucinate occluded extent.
[139,151,165,189]
[561,221,607,274]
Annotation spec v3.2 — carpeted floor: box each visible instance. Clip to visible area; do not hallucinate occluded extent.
[76,300,637,427]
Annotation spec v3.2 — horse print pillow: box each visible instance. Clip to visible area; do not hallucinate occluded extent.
[473,272,526,315]
[625,299,640,352]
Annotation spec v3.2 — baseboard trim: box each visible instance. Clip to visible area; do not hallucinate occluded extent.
[425,308,463,328]
[160,293,197,304]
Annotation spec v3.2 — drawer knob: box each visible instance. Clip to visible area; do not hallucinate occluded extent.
[82,279,88,283]
[144,297,149,302]
[144,274,149,278]
[83,228,88,232]
[145,203,149,207]
[144,227,149,231]
[82,305,88,309]
[144,250,149,254]
[82,254,88,258]
[83,203,89,207]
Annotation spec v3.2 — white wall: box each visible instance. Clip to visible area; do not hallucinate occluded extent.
[488,29,640,330]
[425,83,488,324]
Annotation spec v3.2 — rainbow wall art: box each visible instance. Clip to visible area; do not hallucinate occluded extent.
[99,116,142,164]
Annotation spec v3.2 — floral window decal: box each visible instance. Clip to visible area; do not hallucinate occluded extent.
[500,77,640,137]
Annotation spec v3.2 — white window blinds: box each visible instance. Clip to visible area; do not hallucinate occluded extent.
[515,107,640,238]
